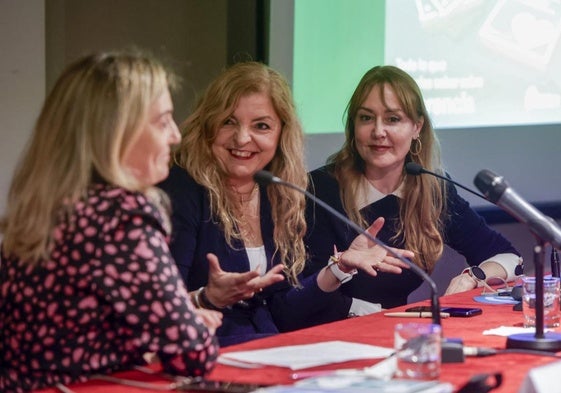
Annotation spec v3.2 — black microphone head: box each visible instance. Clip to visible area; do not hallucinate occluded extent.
[254,170,279,186]
[473,169,508,203]
[405,162,424,175]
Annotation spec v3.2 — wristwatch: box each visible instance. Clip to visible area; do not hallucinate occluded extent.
[462,266,486,286]
[327,252,357,284]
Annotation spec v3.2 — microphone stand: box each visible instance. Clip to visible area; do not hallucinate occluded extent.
[407,164,561,351]
[472,169,561,351]
[506,238,561,351]
[259,175,441,326]
[255,171,466,363]
[551,248,560,278]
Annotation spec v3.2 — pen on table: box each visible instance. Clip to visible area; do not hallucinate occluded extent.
[384,311,450,318]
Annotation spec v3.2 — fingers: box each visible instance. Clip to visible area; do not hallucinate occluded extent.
[444,275,472,295]
[206,257,285,301]
[376,261,402,274]
[383,255,411,269]
[234,269,261,284]
[358,258,404,278]
[247,264,285,292]
[365,217,385,239]
[268,263,286,275]
[227,270,262,300]
[194,308,223,334]
[206,253,224,275]
[387,247,415,262]
[143,352,160,365]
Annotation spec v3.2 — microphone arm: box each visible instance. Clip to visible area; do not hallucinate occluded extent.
[405,162,487,200]
[406,162,529,275]
[254,170,442,326]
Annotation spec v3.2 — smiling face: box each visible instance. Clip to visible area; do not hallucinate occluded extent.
[354,83,423,182]
[121,88,180,188]
[211,92,282,187]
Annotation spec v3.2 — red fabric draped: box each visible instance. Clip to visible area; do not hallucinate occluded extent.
[36,288,560,392]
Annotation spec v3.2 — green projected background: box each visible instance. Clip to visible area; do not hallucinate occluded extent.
[292,0,561,134]
[270,0,561,208]
[293,0,385,134]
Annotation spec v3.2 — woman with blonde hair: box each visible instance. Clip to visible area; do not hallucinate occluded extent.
[0,51,219,392]
[305,65,521,310]
[159,61,412,346]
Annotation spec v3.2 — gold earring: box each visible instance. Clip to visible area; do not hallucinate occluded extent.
[410,138,422,156]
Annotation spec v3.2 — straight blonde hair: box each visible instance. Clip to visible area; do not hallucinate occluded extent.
[1,51,176,264]
[328,65,446,272]
[175,62,308,285]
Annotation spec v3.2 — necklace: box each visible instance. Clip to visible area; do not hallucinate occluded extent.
[231,183,262,247]
[235,183,259,204]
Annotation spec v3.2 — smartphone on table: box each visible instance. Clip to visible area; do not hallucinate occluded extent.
[406,306,482,317]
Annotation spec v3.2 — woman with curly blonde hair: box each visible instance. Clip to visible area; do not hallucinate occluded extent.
[159,62,411,346]
[305,65,521,311]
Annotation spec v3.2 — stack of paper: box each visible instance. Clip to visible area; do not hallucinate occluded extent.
[218,341,395,370]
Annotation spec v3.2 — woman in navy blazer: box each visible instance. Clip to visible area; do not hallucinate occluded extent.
[159,62,413,346]
[305,65,521,312]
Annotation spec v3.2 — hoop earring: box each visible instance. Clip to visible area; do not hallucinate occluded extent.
[410,138,422,156]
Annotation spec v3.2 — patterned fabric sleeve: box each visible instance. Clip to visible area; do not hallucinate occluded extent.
[87,188,219,377]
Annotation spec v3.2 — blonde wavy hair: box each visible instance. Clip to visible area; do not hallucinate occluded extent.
[328,65,446,272]
[0,50,176,265]
[175,61,308,285]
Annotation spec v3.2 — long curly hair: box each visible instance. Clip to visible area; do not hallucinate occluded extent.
[0,50,176,265]
[328,65,446,272]
[175,62,308,285]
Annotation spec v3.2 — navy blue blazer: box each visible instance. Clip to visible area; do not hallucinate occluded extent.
[304,165,519,310]
[159,166,350,347]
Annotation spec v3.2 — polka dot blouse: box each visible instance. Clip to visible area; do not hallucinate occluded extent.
[0,184,219,392]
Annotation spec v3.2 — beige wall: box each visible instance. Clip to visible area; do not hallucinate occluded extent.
[0,0,257,218]
[0,0,45,221]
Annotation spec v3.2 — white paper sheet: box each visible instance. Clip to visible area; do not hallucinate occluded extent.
[483,326,553,336]
[218,340,394,370]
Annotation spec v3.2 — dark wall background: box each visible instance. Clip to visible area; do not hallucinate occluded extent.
[45,0,265,123]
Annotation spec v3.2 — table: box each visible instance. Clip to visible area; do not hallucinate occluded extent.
[37,288,561,392]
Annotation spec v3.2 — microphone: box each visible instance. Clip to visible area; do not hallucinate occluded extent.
[474,169,561,249]
[405,162,487,200]
[406,162,525,276]
[474,169,561,352]
[255,170,471,362]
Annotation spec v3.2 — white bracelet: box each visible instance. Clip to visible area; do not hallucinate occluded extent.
[327,253,357,284]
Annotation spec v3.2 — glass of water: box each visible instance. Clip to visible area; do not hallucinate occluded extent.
[394,322,441,380]
[522,276,560,328]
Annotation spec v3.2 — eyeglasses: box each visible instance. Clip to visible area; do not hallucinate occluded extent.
[481,276,513,295]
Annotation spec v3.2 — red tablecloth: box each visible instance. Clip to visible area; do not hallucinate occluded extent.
[36,288,560,392]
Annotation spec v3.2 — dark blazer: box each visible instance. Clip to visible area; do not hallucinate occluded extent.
[159,165,350,347]
[305,165,520,310]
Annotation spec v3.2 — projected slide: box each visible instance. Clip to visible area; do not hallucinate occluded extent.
[293,0,561,133]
